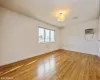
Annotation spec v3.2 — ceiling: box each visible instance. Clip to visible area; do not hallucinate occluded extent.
[0,0,99,27]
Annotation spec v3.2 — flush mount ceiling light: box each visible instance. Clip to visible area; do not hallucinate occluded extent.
[53,9,70,22]
[56,12,65,22]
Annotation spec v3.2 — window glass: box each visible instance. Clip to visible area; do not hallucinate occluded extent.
[39,28,44,42]
[45,29,50,42]
[50,30,55,42]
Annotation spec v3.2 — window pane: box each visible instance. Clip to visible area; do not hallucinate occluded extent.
[39,28,44,42]
[45,29,50,42]
[51,30,55,42]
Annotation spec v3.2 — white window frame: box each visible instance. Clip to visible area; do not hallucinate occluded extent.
[38,27,55,43]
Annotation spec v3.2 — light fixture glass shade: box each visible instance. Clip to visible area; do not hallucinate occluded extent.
[56,13,66,22]
[57,13,65,22]
[52,9,70,22]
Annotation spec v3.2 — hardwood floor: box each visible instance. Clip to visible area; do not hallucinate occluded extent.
[0,49,100,80]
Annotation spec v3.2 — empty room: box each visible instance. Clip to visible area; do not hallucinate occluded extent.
[0,0,100,80]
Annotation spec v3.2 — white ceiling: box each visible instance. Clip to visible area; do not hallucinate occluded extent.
[0,0,99,27]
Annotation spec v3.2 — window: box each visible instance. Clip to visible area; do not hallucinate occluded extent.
[39,27,55,43]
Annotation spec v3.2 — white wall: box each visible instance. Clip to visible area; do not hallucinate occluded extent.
[98,18,100,57]
[0,7,60,66]
[61,20,98,55]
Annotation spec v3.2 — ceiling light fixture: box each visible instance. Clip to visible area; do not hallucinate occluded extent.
[55,9,70,22]
[56,12,65,22]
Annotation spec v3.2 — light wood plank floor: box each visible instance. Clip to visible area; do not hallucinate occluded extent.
[0,50,100,80]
